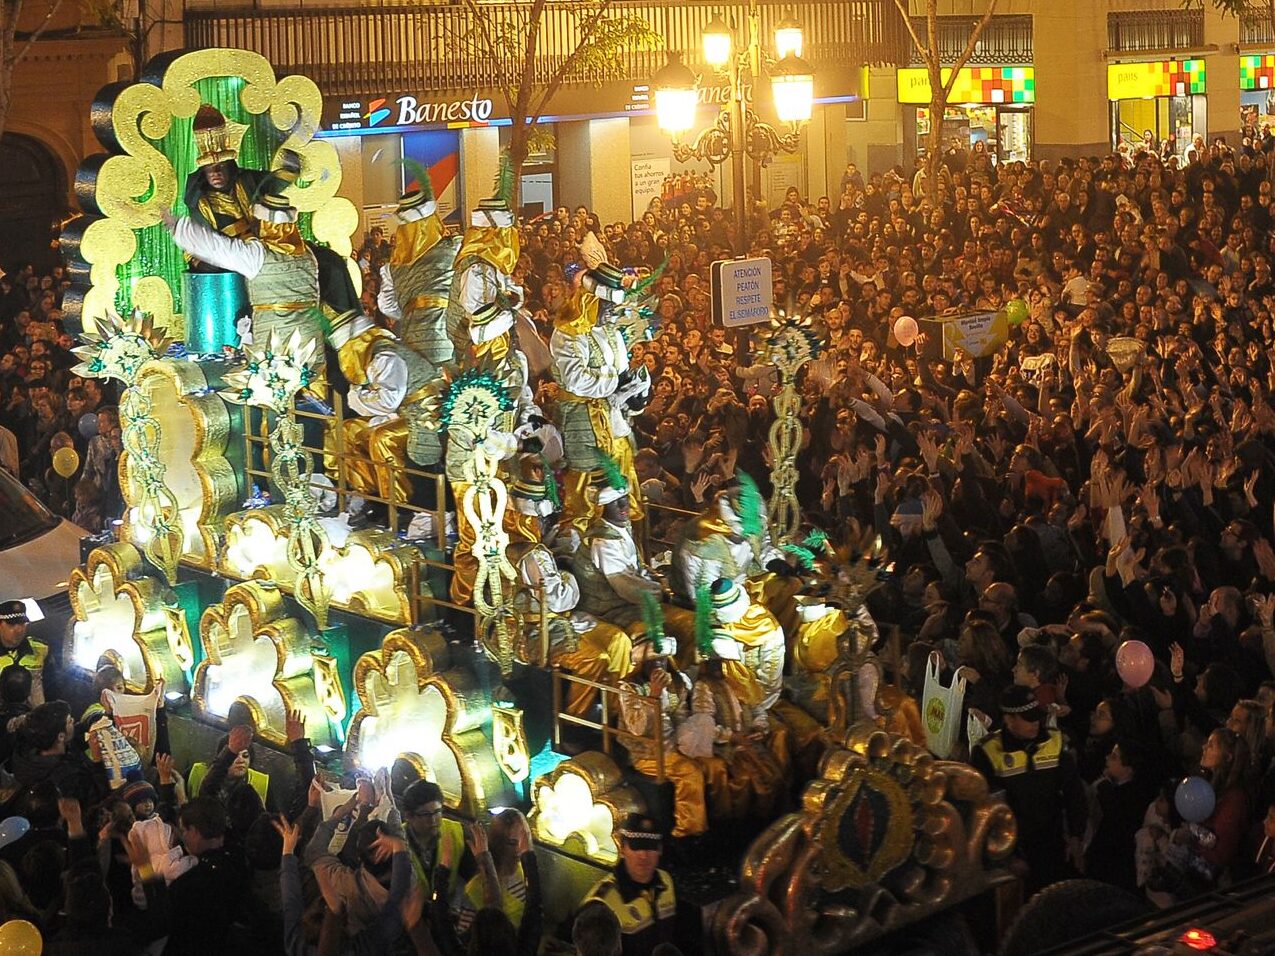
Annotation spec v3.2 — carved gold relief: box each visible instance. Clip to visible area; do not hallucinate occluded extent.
[530,752,646,864]
[192,580,330,747]
[346,630,500,814]
[62,47,359,337]
[712,729,1017,955]
[67,543,186,693]
[121,358,237,571]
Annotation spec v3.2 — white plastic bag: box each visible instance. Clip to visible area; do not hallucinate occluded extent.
[922,651,967,758]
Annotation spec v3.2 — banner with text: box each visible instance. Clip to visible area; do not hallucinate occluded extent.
[631,158,670,220]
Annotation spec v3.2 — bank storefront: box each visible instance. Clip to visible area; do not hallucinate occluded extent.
[319,65,867,233]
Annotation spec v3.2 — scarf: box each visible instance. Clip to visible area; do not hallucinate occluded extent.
[253,221,307,257]
[389,214,445,266]
[457,225,520,274]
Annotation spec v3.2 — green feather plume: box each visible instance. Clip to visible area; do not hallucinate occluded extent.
[395,158,435,202]
[803,528,829,553]
[781,543,816,570]
[694,583,715,661]
[736,471,764,539]
[542,456,561,509]
[493,151,515,207]
[593,447,630,493]
[627,256,669,300]
[640,592,665,645]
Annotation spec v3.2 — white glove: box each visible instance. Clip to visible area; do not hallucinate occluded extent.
[480,430,518,461]
[348,349,408,421]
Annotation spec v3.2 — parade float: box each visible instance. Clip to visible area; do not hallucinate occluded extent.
[57,47,1019,952]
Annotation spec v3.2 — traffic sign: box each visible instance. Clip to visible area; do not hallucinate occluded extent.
[711,257,774,327]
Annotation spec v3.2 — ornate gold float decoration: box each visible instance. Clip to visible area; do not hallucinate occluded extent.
[61,47,358,337]
[530,752,647,864]
[419,362,521,675]
[346,629,503,815]
[219,329,333,628]
[713,728,1017,955]
[220,507,415,625]
[191,580,331,746]
[122,358,237,573]
[67,543,186,693]
[755,317,821,544]
[72,310,189,583]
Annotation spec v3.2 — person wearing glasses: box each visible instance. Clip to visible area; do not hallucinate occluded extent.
[400,778,472,950]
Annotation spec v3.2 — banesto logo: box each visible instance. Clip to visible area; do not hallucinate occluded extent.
[396,93,495,126]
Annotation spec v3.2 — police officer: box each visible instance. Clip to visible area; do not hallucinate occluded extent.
[581,813,677,956]
[971,684,1087,891]
[0,601,46,707]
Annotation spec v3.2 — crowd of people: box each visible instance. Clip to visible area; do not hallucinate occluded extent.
[2,129,1275,954]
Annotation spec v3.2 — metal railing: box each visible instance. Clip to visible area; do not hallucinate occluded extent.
[552,668,666,782]
[1107,9,1205,53]
[906,14,1033,66]
[1242,10,1275,47]
[183,0,909,98]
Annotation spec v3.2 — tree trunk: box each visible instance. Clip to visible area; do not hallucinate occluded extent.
[507,119,529,211]
[925,83,945,203]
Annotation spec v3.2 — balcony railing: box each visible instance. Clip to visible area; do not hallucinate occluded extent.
[183,0,910,98]
[906,14,1033,66]
[1242,10,1275,47]
[1107,9,1204,53]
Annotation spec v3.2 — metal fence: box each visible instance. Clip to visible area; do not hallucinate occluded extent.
[1107,9,1205,53]
[183,0,910,98]
[906,14,1033,66]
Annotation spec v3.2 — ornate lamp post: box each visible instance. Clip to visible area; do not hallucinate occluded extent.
[652,5,814,254]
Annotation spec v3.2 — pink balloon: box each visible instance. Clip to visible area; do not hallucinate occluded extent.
[894,315,919,347]
[1116,639,1155,689]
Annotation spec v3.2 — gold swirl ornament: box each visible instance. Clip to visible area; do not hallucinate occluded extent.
[346,629,503,816]
[120,357,237,574]
[192,580,331,747]
[67,47,360,337]
[68,543,188,694]
[712,728,1017,955]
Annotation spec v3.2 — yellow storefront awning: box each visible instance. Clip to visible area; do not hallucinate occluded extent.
[896,66,1034,106]
[1106,60,1206,100]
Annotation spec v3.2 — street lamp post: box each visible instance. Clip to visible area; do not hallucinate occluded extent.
[652,4,814,255]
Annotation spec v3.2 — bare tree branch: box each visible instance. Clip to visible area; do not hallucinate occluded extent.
[8,0,64,69]
[891,0,930,64]
[527,0,614,124]
[460,0,517,115]
[942,0,1000,98]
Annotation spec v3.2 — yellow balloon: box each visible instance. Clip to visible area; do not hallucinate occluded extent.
[52,446,79,479]
[0,918,42,956]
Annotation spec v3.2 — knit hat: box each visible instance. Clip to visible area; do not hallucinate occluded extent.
[120,779,158,813]
[1000,685,1045,723]
[396,158,437,221]
[709,578,749,625]
[251,174,297,224]
[468,293,518,343]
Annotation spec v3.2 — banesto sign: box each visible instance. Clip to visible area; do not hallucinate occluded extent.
[394,93,495,126]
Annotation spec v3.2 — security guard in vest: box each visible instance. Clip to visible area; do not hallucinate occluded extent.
[0,600,47,707]
[582,813,677,956]
[972,685,1087,891]
[400,779,472,950]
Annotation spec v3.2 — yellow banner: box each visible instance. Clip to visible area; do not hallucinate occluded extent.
[896,66,1034,105]
[1107,60,1206,100]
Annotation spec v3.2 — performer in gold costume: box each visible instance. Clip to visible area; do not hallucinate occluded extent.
[550,237,650,538]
